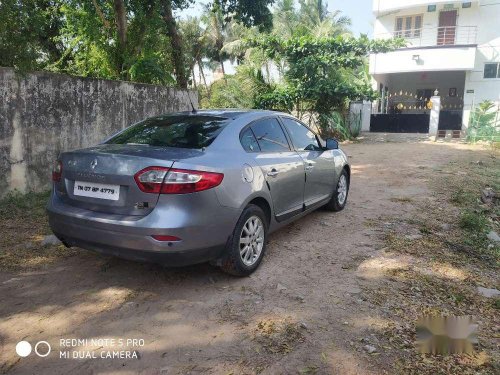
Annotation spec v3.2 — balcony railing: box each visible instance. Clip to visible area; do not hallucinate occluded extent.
[375,26,478,48]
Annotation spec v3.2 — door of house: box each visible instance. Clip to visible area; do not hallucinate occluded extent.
[438,10,457,45]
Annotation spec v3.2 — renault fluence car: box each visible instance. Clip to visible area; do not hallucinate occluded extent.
[47,110,350,276]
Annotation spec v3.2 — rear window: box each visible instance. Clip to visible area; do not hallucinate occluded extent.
[106,115,230,149]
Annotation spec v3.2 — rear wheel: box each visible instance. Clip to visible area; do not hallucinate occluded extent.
[325,169,349,212]
[219,204,267,276]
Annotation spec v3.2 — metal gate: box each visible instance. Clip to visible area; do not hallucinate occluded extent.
[439,96,464,130]
[439,110,462,130]
[370,89,464,133]
[370,113,430,133]
[370,90,431,133]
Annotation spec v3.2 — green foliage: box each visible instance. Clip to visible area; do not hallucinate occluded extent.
[211,0,275,31]
[459,210,488,233]
[255,85,297,113]
[466,100,500,142]
[250,35,403,136]
[49,0,179,83]
[318,112,350,140]
[273,0,351,39]
[129,57,175,85]
[0,0,275,88]
[0,190,50,220]
[348,110,362,138]
[0,0,62,71]
[200,65,270,109]
[0,0,401,113]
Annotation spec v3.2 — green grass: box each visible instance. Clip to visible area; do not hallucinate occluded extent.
[450,188,477,206]
[458,210,489,232]
[0,189,50,220]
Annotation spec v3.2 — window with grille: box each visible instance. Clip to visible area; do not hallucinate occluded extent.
[395,15,423,38]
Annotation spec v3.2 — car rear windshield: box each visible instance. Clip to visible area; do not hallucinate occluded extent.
[106,115,230,149]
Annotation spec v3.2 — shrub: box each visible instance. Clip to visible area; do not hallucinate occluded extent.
[466,100,500,143]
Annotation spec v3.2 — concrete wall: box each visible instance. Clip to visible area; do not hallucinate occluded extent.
[462,1,500,126]
[370,2,479,74]
[369,47,477,74]
[0,68,198,197]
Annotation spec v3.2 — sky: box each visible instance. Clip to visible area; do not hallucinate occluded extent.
[332,0,373,37]
[178,0,374,37]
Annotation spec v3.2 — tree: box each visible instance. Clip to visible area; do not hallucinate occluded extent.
[180,16,210,89]
[273,0,351,39]
[50,0,178,84]
[0,0,64,71]
[250,35,404,127]
[203,5,228,76]
[210,0,275,31]
[160,0,191,88]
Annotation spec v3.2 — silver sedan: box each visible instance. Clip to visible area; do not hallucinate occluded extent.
[47,110,350,276]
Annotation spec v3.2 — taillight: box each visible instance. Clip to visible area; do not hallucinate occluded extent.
[161,168,224,194]
[52,160,62,182]
[134,166,169,193]
[134,167,223,194]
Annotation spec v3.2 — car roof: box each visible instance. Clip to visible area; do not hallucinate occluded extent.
[154,109,282,120]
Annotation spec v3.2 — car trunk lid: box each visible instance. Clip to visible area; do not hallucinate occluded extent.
[57,144,203,216]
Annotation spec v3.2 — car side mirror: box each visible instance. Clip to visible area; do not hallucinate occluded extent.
[325,138,339,150]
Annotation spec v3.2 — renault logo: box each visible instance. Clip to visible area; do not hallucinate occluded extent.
[90,159,98,169]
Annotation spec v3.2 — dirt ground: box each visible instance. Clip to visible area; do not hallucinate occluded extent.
[0,136,498,374]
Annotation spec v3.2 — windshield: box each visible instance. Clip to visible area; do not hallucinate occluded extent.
[106,115,230,149]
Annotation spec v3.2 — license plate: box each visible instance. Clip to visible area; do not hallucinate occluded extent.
[73,181,120,201]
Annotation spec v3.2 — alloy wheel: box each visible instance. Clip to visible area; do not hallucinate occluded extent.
[239,215,265,266]
[337,174,348,205]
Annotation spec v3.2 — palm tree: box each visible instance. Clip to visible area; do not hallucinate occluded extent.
[272,0,299,38]
[272,0,351,39]
[180,16,210,89]
[203,6,228,77]
[297,0,352,38]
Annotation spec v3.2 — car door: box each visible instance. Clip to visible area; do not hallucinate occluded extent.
[243,117,305,221]
[280,117,336,208]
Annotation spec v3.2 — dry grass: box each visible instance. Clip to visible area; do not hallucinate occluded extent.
[363,153,500,374]
[0,190,77,271]
[390,196,414,203]
[253,318,306,355]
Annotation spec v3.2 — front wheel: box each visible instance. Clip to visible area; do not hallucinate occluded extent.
[219,204,267,276]
[325,169,349,212]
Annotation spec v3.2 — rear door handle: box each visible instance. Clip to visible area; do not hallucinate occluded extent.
[267,169,279,177]
[305,163,314,171]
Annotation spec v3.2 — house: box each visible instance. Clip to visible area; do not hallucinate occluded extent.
[369,0,500,133]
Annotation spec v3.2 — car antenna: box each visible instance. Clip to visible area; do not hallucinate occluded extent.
[187,90,197,114]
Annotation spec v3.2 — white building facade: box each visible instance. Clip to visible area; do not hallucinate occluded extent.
[369,0,500,132]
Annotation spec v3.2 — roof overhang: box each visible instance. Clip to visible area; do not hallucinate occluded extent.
[373,0,480,16]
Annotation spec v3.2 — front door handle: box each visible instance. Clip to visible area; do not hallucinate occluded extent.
[267,168,279,177]
[305,163,314,171]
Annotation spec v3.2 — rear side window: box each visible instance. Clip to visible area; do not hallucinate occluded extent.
[281,118,322,151]
[250,118,290,152]
[106,115,229,149]
[240,128,260,152]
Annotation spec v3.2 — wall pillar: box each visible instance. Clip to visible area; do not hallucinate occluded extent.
[429,95,441,138]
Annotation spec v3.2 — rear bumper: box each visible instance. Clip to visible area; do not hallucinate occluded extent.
[47,189,241,266]
[53,229,225,266]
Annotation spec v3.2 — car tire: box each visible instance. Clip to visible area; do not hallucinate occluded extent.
[325,169,349,212]
[219,204,268,277]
